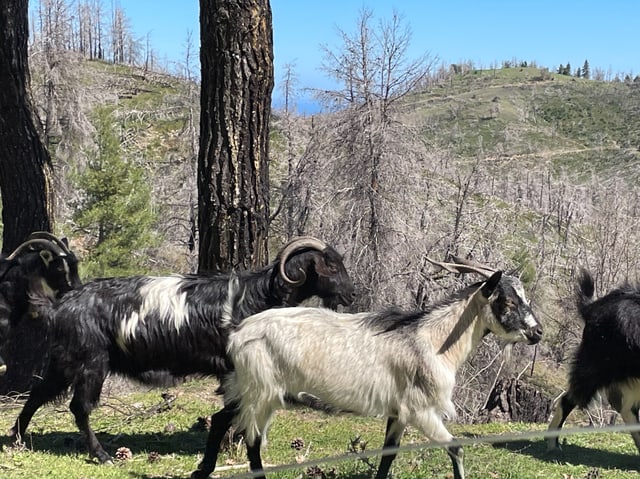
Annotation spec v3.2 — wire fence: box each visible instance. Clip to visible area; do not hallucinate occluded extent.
[226,422,640,479]
[1,391,638,477]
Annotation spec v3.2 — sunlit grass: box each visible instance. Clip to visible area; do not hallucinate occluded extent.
[0,378,638,478]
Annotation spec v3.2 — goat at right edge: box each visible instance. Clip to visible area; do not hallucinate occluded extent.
[548,268,640,454]
[191,257,543,479]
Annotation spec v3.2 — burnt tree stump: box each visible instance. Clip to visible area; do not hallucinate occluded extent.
[482,378,553,423]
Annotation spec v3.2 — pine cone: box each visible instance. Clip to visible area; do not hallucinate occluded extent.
[305,465,324,479]
[147,451,161,463]
[115,446,133,461]
[290,437,305,451]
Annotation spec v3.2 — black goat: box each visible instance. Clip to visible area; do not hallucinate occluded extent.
[0,232,80,326]
[11,236,356,464]
[0,232,81,383]
[547,269,640,453]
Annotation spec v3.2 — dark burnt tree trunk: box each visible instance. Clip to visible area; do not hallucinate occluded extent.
[0,0,53,396]
[197,0,274,273]
[0,0,54,254]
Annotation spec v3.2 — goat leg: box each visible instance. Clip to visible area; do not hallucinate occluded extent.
[547,392,577,451]
[447,445,465,479]
[69,372,112,463]
[10,368,69,441]
[246,434,265,479]
[375,417,406,479]
[607,383,640,454]
[191,404,237,479]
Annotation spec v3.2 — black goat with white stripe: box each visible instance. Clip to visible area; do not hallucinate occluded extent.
[11,237,356,464]
[0,232,81,379]
[548,269,640,453]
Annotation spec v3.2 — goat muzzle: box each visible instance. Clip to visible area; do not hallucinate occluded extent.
[525,325,543,344]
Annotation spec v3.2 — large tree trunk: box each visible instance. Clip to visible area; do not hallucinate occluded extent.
[197,0,273,273]
[0,0,54,254]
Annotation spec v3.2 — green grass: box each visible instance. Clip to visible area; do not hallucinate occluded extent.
[1,379,638,478]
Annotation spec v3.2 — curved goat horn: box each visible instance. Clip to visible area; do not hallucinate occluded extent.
[425,255,496,278]
[278,236,328,286]
[450,255,497,275]
[27,231,72,256]
[6,238,64,261]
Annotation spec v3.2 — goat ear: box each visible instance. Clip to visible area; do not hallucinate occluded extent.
[39,249,54,267]
[480,271,502,298]
[313,254,337,277]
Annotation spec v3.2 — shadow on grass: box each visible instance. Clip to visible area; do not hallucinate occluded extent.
[3,429,210,457]
[490,437,639,472]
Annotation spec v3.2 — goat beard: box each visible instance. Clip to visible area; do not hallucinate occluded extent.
[501,343,513,363]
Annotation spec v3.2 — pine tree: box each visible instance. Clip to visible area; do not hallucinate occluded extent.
[582,59,590,79]
[73,108,157,277]
[564,62,572,75]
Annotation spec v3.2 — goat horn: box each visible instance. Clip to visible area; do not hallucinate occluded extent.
[278,236,328,286]
[425,255,494,278]
[450,255,497,274]
[27,231,72,256]
[6,238,64,261]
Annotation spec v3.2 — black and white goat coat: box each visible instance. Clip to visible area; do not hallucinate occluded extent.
[11,237,356,464]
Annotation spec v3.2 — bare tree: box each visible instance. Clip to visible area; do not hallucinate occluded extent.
[110,4,136,64]
[197,0,274,272]
[0,0,53,252]
[308,7,436,308]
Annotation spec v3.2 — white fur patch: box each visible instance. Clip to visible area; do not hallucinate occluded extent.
[220,275,242,329]
[523,312,538,329]
[118,276,189,349]
[39,278,56,299]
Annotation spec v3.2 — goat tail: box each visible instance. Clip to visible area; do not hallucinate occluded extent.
[576,268,595,315]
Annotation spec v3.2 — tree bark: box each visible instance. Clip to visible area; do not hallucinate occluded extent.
[482,378,553,423]
[197,0,273,273]
[0,0,53,253]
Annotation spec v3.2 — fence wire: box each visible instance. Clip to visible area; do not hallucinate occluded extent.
[226,422,640,479]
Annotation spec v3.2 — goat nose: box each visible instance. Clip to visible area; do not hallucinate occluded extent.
[527,325,543,343]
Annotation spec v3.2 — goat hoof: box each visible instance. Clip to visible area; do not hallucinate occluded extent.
[546,441,561,452]
[95,453,114,465]
[190,470,209,479]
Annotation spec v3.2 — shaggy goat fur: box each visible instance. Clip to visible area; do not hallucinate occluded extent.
[547,269,640,453]
[0,233,81,387]
[11,239,355,464]
[191,271,543,479]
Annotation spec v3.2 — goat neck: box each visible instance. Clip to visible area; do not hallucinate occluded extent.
[426,285,491,372]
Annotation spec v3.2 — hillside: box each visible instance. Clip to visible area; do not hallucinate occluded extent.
[27,59,640,388]
[30,57,200,274]
[35,59,640,342]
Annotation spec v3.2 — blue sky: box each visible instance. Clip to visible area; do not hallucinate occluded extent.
[121,1,640,110]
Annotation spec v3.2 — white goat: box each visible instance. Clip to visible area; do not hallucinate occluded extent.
[190,259,543,479]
